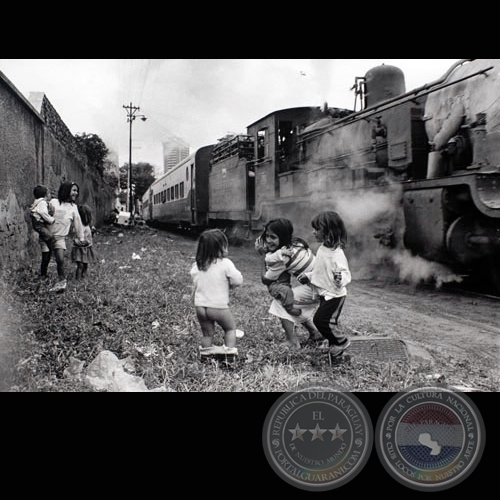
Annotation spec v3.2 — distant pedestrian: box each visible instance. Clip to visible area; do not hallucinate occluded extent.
[190,229,243,356]
[30,185,55,250]
[71,204,96,280]
[298,211,352,358]
[40,181,87,292]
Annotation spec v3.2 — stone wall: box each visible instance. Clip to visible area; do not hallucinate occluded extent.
[0,70,115,274]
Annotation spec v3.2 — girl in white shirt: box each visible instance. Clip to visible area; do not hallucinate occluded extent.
[298,211,351,357]
[190,229,243,354]
[41,182,87,292]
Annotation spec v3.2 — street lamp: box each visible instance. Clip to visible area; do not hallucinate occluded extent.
[123,102,147,214]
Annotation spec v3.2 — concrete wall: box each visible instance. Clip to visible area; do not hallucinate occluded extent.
[0,70,115,273]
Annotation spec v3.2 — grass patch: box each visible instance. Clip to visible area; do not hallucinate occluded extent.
[2,225,496,392]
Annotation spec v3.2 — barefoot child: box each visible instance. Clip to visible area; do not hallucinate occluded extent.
[256,218,316,316]
[190,229,243,356]
[256,218,322,348]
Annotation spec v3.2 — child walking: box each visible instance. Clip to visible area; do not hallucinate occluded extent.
[256,218,322,348]
[71,204,96,279]
[30,185,55,249]
[298,211,352,357]
[190,229,243,356]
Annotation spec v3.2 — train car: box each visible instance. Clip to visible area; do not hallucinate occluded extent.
[143,59,500,290]
[143,145,214,229]
[240,59,500,290]
[206,133,254,229]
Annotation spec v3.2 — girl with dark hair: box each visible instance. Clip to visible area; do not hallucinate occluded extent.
[40,181,87,292]
[255,218,322,348]
[190,229,244,356]
[258,218,309,316]
[299,211,351,358]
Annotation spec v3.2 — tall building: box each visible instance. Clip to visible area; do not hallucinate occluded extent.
[163,139,190,173]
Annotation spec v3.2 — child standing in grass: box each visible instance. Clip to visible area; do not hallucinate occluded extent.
[71,204,95,280]
[298,211,352,358]
[42,181,87,292]
[255,218,322,349]
[190,229,243,355]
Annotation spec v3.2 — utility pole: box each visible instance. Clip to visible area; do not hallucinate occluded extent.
[122,103,147,214]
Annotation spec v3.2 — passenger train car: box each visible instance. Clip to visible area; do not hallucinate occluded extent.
[144,145,214,229]
[143,59,500,291]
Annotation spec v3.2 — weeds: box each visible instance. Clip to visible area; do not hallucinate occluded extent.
[2,225,497,392]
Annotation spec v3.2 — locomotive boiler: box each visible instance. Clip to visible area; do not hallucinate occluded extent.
[144,59,500,291]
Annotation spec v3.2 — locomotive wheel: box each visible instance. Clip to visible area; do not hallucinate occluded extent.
[445,215,481,265]
[447,215,500,293]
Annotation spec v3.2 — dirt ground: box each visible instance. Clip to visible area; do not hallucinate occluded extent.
[343,280,499,374]
[230,240,500,391]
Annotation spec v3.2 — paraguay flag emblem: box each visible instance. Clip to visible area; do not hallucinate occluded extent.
[376,388,485,492]
[397,403,463,469]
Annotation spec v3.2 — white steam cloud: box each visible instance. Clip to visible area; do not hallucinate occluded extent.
[295,186,465,289]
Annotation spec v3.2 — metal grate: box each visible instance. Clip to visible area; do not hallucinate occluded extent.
[347,338,408,362]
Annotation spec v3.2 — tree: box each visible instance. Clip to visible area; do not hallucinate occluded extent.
[103,159,120,191]
[119,162,156,201]
[74,133,110,177]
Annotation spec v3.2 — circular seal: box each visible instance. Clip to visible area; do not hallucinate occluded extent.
[262,384,373,491]
[375,385,485,491]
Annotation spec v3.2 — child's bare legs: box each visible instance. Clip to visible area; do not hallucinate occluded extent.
[195,306,237,348]
[75,262,88,280]
[303,319,323,341]
[53,248,66,280]
[280,318,300,348]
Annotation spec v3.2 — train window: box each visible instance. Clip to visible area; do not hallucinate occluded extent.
[170,186,174,200]
[175,184,179,199]
[186,167,189,181]
[167,189,170,202]
[257,129,267,159]
[278,121,293,157]
[180,181,184,198]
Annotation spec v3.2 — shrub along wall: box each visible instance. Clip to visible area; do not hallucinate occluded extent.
[0,70,115,274]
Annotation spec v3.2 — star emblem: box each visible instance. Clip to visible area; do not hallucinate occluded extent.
[309,423,327,441]
[288,423,307,441]
[329,423,347,441]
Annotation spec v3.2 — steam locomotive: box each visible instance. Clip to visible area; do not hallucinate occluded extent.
[142,59,500,291]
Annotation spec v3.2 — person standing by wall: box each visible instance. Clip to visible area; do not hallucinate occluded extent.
[71,204,95,280]
[40,182,87,292]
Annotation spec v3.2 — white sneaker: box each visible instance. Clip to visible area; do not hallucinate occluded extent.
[49,279,67,293]
[235,330,245,338]
[199,346,220,356]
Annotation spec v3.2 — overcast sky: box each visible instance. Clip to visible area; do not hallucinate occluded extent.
[0,59,461,168]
